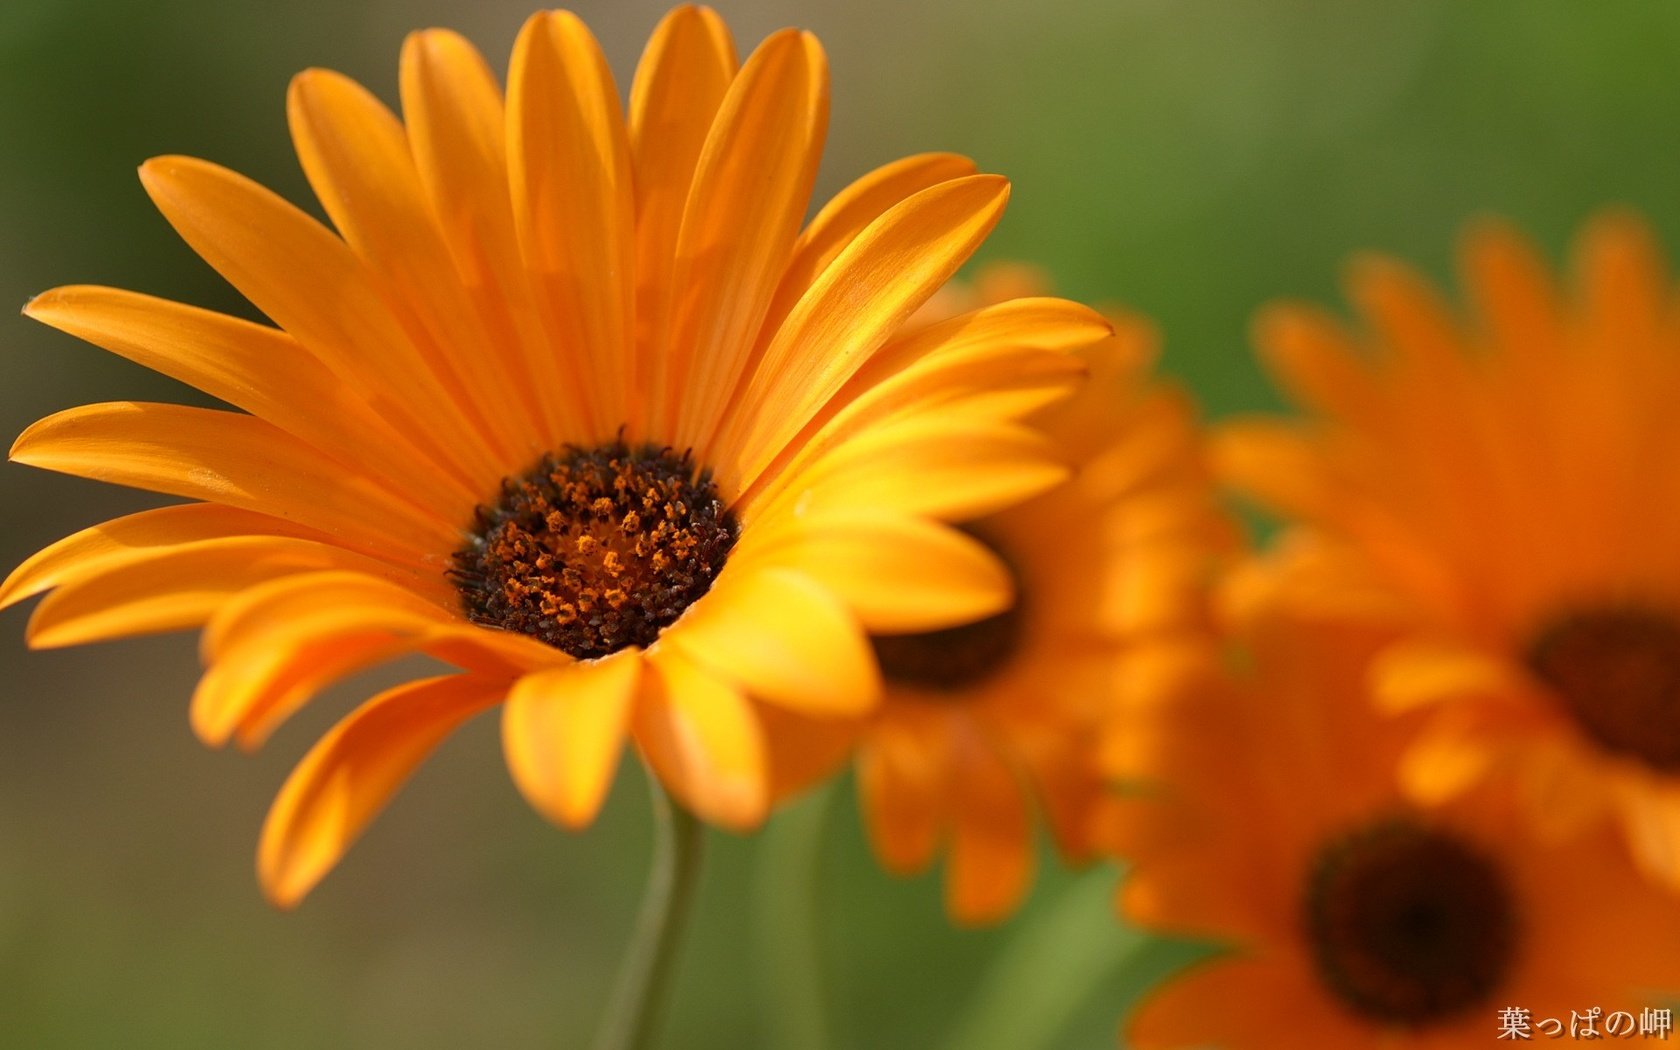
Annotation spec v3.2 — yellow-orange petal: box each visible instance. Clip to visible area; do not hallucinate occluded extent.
[1577,209,1668,343]
[844,297,1108,414]
[758,702,867,802]
[1208,417,1336,522]
[137,154,497,490]
[737,512,1012,633]
[664,29,828,450]
[288,67,530,466]
[1370,637,1521,712]
[634,647,768,829]
[23,536,424,649]
[399,27,568,444]
[857,720,948,873]
[10,401,457,558]
[721,174,1012,489]
[627,5,738,435]
[502,650,641,829]
[945,740,1032,925]
[1460,218,1565,365]
[20,286,468,516]
[739,300,1099,511]
[258,673,508,908]
[761,152,979,340]
[1398,715,1504,804]
[200,568,448,659]
[0,504,326,612]
[666,565,878,716]
[193,571,470,748]
[1618,788,1680,892]
[507,9,635,435]
[1251,302,1382,423]
[758,416,1069,523]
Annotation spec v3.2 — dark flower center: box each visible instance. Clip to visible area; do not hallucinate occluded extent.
[1526,605,1680,770]
[870,531,1022,693]
[1303,816,1517,1027]
[450,442,736,660]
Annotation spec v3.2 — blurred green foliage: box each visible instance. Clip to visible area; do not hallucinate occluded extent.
[5,1,1680,1046]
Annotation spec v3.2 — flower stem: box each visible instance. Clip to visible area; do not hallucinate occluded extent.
[751,783,837,1050]
[591,775,704,1050]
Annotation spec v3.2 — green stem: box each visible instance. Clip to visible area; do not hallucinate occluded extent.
[750,783,837,1050]
[591,776,705,1050]
[940,868,1151,1050]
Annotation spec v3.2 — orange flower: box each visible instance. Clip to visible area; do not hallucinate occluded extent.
[1110,566,1680,1048]
[1216,213,1680,893]
[777,265,1230,924]
[3,7,1103,906]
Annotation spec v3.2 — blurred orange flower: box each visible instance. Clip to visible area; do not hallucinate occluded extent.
[1216,214,1680,894]
[3,7,1103,906]
[776,266,1230,924]
[1109,567,1680,1048]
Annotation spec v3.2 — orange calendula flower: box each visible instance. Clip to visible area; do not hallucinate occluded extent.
[1109,570,1680,1049]
[1215,213,1680,894]
[779,266,1229,924]
[3,7,1104,907]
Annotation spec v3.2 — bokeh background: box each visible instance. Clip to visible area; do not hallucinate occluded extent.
[4,1,1680,1046]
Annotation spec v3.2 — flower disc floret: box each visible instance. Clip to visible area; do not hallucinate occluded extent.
[452,442,736,660]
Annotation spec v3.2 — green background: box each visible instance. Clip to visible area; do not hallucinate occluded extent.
[3,1,1678,1046]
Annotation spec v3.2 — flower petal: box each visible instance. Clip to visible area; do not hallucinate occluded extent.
[202,632,415,752]
[760,152,978,340]
[857,717,949,873]
[258,673,508,908]
[0,503,325,612]
[634,647,768,829]
[1251,302,1382,423]
[138,154,497,488]
[1208,417,1336,521]
[1370,637,1520,713]
[23,537,428,649]
[10,402,458,558]
[502,650,642,829]
[945,737,1032,925]
[737,511,1012,633]
[662,29,828,450]
[666,565,878,716]
[628,5,737,434]
[508,10,635,435]
[755,416,1069,523]
[740,299,1099,511]
[194,570,504,750]
[21,286,464,515]
[288,67,532,467]
[720,174,1011,490]
[399,27,571,444]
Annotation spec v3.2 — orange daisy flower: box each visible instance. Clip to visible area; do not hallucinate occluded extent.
[1216,213,1680,893]
[1109,567,1680,1048]
[3,7,1105,907]
[777,265,1230,924]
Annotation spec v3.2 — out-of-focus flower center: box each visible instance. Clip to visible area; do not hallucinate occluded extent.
[1526,605,1680,771]
[1302,816,1516,1027]
[451,442,736,660]
[871,531,1022,693]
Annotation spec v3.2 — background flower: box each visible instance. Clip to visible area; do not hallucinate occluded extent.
[1216,214,1680,896]
[1109,567,1680,1049]
[5,1,1680,1046]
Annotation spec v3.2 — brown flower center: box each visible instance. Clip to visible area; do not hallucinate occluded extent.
[1303,816,1516,1027]
[870,531,1022,693]
[1526,605,1680,770]
[450,442,736,660]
